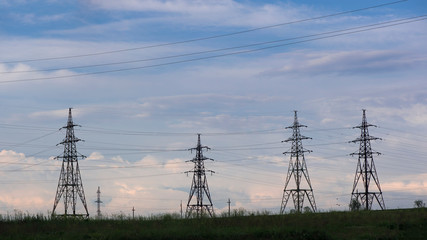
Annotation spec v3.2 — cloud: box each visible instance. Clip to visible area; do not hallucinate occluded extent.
[0,149,26,163]
[86,152,105,161]
[115,182,144,195]
[370,103,427,126]
[88,0,236,13]
[85,0,308,28]
[0,0,29,6]
[0,150,58,213]
[29,108,74,119]
[267,50,426,76]
[8,13,69,25]
[382,173,427,195]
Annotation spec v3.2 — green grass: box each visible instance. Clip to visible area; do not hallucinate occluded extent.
[0,208,425,240]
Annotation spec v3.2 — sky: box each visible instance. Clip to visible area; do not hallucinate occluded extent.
[0,0,427,218]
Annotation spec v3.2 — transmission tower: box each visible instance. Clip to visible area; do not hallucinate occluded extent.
[280,111,317,214]
[52,108,89,218]
[185,134,215,218]
[95,186,102,219]
[350,109,385,210]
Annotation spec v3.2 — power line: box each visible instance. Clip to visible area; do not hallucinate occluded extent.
[5,129,59,149]
[2,15,423,75]
[80,126,283,136]
[1,15,425,84]
[0,172,182,184]
[0,0,407,64]
[0,123,57,131]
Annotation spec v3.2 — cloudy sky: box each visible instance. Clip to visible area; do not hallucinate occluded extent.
[0,0,426,217]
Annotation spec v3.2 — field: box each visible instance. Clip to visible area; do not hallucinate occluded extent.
[0,208,425,240]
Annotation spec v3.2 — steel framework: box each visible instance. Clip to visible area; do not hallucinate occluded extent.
[52,108,89,218]
[95,186,102,219]
[185,134,215,218]
[350,109,385,210]
[280,111,317,214]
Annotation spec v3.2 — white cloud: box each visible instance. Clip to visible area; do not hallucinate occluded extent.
[382,173,427,195]
[164,158,185,173]
[29,108,73,119]
[85,0,308,27]
[115,182,144,195]
[371,103,427,126]
[88,0,236,13]
[136,155,159,165]
[86,152,104,161]
[269,50,426,76]
[8,12,68,25]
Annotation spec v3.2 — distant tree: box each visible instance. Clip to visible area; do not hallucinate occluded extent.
[303,206,313,213]
[232,207,247,217]
[349,199,361,211]
[414,200,425,208]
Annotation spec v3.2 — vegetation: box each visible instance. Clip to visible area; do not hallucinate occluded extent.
[0,208,425,239]
[349,198,361,211]
[414,199,425,208]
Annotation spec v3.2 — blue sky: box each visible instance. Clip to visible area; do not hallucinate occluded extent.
[0,0,427,217]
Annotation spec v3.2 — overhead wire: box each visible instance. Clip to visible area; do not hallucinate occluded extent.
[0,123,57,131]
[0,0,408,64]
[1,16,420,75]
[1,15,427,84]
[0,121,425,205]
[79,126,283,136]
[0,172,182,184]
[0,129,60,170]
[4,129,59,149]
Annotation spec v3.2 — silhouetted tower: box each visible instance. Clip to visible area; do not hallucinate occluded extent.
[52,108,89,218]
[350,110,385,210]
[95,186,102,218]
[185,134,215,218]
[280,111,317,214]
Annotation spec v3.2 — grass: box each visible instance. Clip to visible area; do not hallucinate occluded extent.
[0,208,425,239]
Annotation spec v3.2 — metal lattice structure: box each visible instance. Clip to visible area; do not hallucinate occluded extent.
[52,108,89,218]
[280,111,317,214]
[350,109,385,210]
[185,134,215,218]
[95,186,102,219]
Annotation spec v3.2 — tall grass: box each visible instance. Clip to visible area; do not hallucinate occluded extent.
[0,208,425,239]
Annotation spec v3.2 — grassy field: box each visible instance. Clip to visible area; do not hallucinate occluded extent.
[0,208,425,240]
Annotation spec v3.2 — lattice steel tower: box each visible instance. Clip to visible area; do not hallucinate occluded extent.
[95,186,102,219]
[52,108,89,218]
[350,109,385,210]
[280,111,317,214]
[185,134,215,218]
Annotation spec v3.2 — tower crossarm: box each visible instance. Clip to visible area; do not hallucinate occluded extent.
[282,135,312,142]
[353,123,377,129]
[350,151,381,157]
[58,138,83,145]
[350,136,382,143]
[285,123,308,129]
[283,149,312,155]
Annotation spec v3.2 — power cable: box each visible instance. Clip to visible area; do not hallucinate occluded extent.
[0,123,57,131]
[1,15,425,84]
[80,126,282,136]
[2,15,423,74]
[0,0,407,64]
[5,129,59,149]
